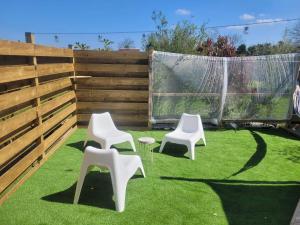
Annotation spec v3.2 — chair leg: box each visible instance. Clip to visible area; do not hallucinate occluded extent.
[187,142,195,160]
[159,138,167,153]
[129,137,136,152]
[137,158,146,177]
[83,139,88,147]
[73,162,90,204]
[202,136,207,146]
[110,173,127,212]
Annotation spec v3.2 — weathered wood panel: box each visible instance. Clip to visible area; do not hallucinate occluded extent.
[76,90,148,102]
[75,63,148,73]
[77,102,148,113]
[36,63,74,77]
[74,50,148,59]
[0,66,35,83]
[0,108,37,139]
[42,103,76,133]
[75,77,148,90]
[40,91,75,115]
[0,39,77,202]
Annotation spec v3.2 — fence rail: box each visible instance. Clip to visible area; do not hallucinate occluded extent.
[0,39,76,201]
[74,49,149,127]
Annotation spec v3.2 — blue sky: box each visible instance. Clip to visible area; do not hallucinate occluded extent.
[0,0,299,49]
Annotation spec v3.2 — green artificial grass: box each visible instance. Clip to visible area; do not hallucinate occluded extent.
[1,128,300,225]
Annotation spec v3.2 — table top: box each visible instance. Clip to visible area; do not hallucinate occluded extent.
[138,137,155,144]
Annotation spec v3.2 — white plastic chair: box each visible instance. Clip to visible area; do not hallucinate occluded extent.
[159,113,206,160]
[84,112,136,152]
[73,146,145,212]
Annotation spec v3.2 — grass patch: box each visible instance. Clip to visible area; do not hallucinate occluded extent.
[0,128,300,225]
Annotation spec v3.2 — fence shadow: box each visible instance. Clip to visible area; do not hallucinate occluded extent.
[229,130,267,177]
[160,176,300,225]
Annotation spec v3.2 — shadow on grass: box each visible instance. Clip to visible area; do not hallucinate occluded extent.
[42,171,143,210]
[229,131,267,177]
[161,176,300,225]
[152,141,205,159]
[67,141,134,153]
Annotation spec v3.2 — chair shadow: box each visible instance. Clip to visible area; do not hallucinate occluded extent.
[160,176,300,225]
[67,141,134,153]
[153,140,205,159]
[229,130,267,177]
[41,171,144,210]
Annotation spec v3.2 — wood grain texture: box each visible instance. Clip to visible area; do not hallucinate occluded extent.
[76,89,148,102]
[0,66,36,83]
[74,50,148,59]
[40,91,75,115]
[42,103,76,133]
[75,63,148,73]
[0,108,37,139]
[44,115,77,149]
[0,126,41,166]
[75,77,148,90]
[77,102,148,113]
[36,63,74,77]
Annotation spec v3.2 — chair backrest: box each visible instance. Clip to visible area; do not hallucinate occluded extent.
[85,146,119,170]
[176,113,203,133]
[88,112,117,134]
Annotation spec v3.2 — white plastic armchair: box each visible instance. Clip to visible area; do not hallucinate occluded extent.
[84,112,136,151]
[159,113,206,160]
[73,146,145,212]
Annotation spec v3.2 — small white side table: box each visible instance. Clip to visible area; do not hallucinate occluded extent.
[138,137,155,163]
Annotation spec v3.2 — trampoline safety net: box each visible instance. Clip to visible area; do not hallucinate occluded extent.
[150,51,300,123]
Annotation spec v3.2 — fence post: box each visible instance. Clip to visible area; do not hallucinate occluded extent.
[219,57,228,125]
[25,32,45,157]
[148,48,154,129]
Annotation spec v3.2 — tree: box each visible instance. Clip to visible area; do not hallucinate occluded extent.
[236,44,247,56]
[287,21,300,47]
[98,35,114,51]
[142,11,208,54]
[118,38,135,49]
[196,36,236,57]
[73,42,90,50]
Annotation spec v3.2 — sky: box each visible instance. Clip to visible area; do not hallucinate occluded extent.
[0,0,300,50]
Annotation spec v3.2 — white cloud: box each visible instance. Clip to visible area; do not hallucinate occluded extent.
[256,18,283,23]
[175,8,192,16]
[240,13,255,20]
[226,25,245,30]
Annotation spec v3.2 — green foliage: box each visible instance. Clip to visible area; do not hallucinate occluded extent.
[73,42,90,50]
[1,129,300,225]
[98,35,114,51]
[237,41,297,56]
[118,38,135,49]
[142,11,207,54]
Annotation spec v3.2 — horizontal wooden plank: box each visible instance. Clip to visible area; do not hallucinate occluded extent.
[42,103,76,133]
[0,86,37,111]
[0,65,35,83]
[0,126,41,166]
[0,40,73,57]
[74,63,148,73]
[0,40,34,56]
[78,113,148,126]
[36,63,74,77]
[0,108,37,139]
[74,71,148,78]
[77,102,148,113]
[34,45,73,57]
[0,144,43,193]
[74,50,148,59]
[38,77,72,97]
[74,77,148,90]
[44,115,77,149]
[40,91,75,115]
[76,90,148,102]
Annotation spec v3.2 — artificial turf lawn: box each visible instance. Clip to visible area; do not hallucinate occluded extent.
[1,128,300,225]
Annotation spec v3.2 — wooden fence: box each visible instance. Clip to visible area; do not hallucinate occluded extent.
[73,50,149,127]
[0,39,77,202]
